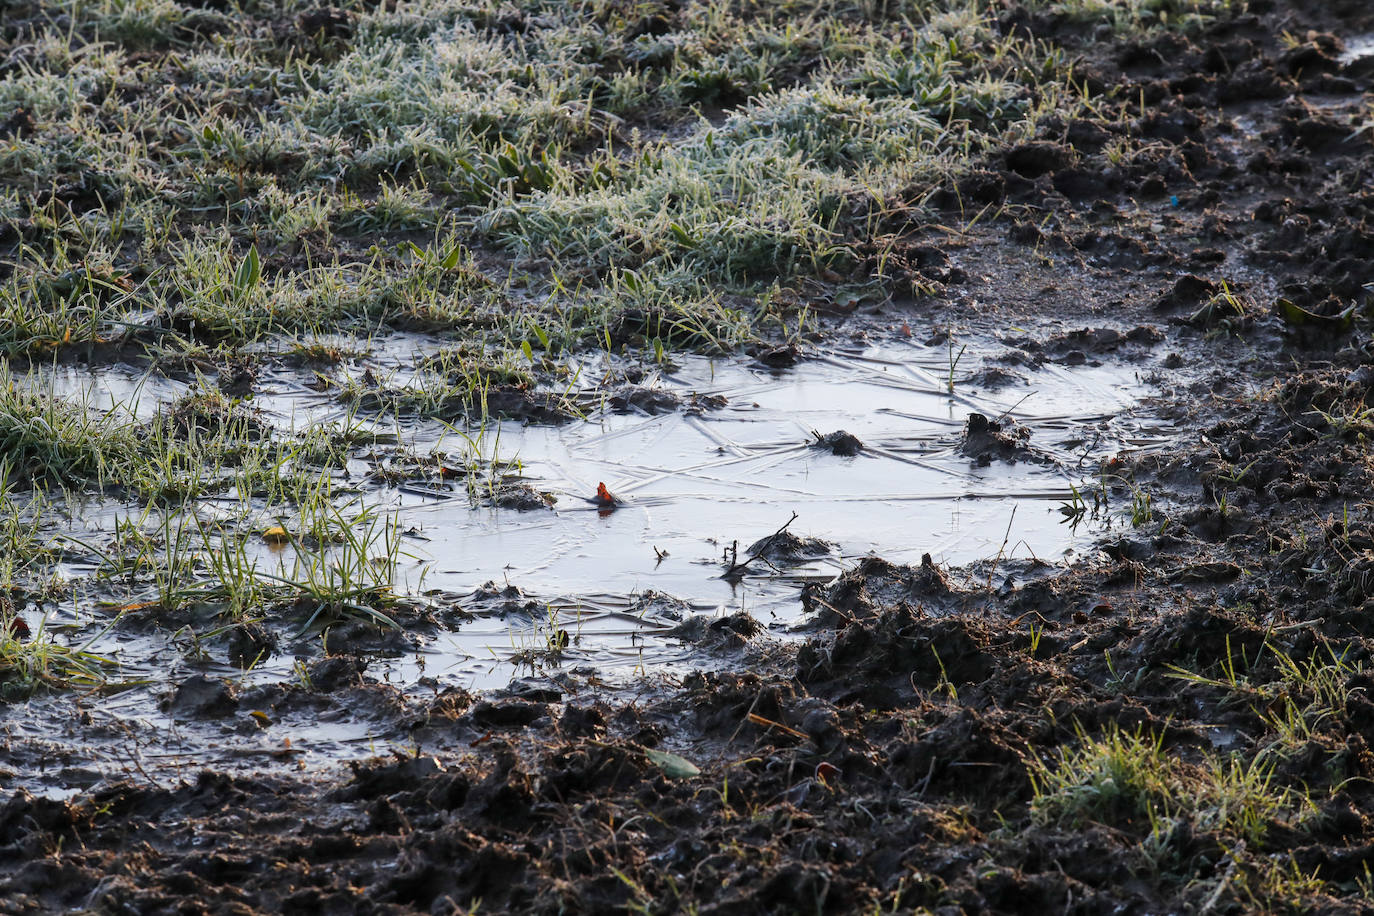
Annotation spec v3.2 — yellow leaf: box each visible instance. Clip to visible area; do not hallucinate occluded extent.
[262,525,291,544]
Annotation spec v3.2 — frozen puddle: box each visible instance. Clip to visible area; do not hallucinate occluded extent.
[5,335,1176,789]
[387,345,1161,625]
[1340,33,1374,65]
[36,337,1171,685]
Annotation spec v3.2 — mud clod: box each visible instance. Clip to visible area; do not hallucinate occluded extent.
[489,482,556,510]
[608,386,680,414]
[304,655,370,692]
[961,413,1037,465]
[1005,141,1074,178]
[753,343,800,368]
[226,621,276,668]
[670,611,762,648]
[810,428,864,456]
[745,528,834,563]
[1155,273,1219,311]
[295,7,353,39]
[0,107,36,140]
[804,554,954,624]
[468,698,550,729]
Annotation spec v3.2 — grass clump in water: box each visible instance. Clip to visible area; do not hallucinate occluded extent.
[0,368,140,485]
[0,615,117,699]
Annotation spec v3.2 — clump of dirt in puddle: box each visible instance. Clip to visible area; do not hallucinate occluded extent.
[668,610,762,649]
[161,389,272,439]
[969,365,1025,389]
[627,589,692,621]
[163,674,238,718]
[607,385,680,414]
[488,481,556,510]
[802,554,956,625]
[810,428,863,456]
[750,342,801,368]
[744,527,835,563]
[960,412,1042,465]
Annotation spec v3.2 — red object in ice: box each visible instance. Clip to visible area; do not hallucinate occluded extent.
[594,482,618,508]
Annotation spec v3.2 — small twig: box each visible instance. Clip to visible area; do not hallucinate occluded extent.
[1008,609,1049,628]
[720,512,799,581]
[727,691,765,744]
[746,712,809,740]
[985,505,1017,592]
[991,392,1034,425]
[914,756,937,799]
[807,596,859,626]
[1200,840,1244,915]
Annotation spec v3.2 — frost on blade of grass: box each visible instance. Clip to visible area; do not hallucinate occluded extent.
[0,368,361,503]
[0,617,117,699]
[1167,635,1364,755]
[1029,0,1235,33]
[81,489,411,632]
[1024,717,1340,910]
[0,242,139,356]
[0,630,112,699]
[483,65,1022,285]
[0,0,1116,365]
[0,465,57,590]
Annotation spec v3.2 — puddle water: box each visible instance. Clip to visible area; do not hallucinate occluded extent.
[1340,33,1374,64]
[6,335,1176,791]
[381,347,1158,623]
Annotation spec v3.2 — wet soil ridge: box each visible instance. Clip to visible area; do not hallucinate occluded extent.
[8,0,1374,912]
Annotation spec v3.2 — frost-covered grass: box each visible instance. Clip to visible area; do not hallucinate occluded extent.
[0,0,1078,369]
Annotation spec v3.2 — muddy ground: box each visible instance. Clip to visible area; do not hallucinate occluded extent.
[9,0,1374,912]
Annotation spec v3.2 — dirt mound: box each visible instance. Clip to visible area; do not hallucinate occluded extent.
[960,413,1041,465]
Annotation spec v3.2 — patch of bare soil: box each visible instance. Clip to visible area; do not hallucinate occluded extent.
[8,1,1374,912]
